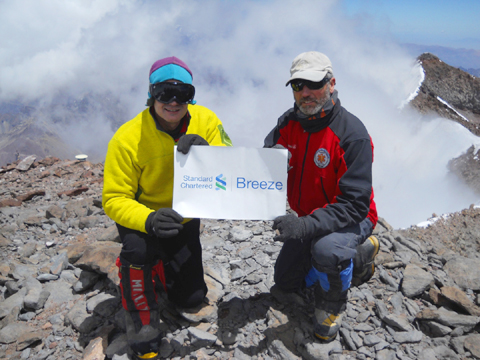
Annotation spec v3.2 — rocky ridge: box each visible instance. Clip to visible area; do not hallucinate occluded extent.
[1,156,480,360]
[410,53,480,136]
[409,52,480,197]
[460,68,480,78]
[448,144,480,196]
[0,93,125,167]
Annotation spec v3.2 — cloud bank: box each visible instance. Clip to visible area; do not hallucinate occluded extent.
[0,0,478,228]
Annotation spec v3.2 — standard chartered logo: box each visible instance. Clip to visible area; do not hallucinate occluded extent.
[181,175,213,189]
[180,174,283,192]
[215,174,226,191]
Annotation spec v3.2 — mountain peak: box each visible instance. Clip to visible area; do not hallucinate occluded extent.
[418,52,441,62]
[410,52,480,136]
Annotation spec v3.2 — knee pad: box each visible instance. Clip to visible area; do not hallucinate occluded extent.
[306,259,353,293]
[339,260,353,292]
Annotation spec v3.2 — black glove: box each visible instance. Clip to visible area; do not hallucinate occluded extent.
[146,208,184,238]
[177,134,209,154]
[272,214,306,242]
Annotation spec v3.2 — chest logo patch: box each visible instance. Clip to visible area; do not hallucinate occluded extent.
[314,148,330,168]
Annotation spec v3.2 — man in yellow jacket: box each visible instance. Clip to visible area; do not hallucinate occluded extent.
[102,56,232,359]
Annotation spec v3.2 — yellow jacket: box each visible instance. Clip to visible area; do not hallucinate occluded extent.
[102,105,232,233]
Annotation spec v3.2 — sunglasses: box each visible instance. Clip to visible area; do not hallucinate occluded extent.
[290,77,331,92]
[149,82,195,104]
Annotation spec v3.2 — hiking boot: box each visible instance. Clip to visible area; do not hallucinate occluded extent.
[352,235,380,287]
[313,308,343,342]
[124,310,163,360]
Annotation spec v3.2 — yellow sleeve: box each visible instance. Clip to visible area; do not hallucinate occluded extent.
[102,137,154,233]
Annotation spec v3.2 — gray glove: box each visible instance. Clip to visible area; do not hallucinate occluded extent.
[177,134,209,154]
[272,214,306,242]
[146,208,184,238]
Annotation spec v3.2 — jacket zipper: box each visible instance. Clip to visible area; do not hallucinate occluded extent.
[297,133,331,210]
[297,133,311,209]
[320,177,331,205]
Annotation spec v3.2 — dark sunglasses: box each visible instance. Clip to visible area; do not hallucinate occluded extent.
[290,77,331,92]
[149,82,195,104]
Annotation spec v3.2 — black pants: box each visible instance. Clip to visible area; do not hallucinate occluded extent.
[117,218,207,309]
[274,218,373,296]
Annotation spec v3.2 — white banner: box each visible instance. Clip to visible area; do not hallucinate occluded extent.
[173,146,287,220]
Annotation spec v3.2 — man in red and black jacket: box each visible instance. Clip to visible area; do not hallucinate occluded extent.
[264,51,380,343]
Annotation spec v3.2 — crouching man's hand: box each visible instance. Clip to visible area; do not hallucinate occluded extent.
[146,208,184,238]
[177,134,209,154]
[272,214,306,242]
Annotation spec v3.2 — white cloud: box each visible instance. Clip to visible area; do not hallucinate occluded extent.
[1,0,478,227]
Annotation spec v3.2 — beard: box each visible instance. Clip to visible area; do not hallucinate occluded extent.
[296,85,331,116]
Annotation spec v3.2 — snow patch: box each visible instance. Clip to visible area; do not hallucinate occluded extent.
[473,143,480,161]
[473,143,480,157]
[416,213,450,228]
[399,64,425,109]
[436,96,470,122]
[416,219,438,228]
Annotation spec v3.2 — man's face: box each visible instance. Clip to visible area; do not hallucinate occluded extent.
[293,78,335,116]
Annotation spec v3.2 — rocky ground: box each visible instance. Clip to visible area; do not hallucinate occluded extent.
[1,156,480,360]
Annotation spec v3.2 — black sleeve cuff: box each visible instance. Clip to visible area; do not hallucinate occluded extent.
[145,212,156,237]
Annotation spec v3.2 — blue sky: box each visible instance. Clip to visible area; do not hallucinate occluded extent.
[342,0,480,49]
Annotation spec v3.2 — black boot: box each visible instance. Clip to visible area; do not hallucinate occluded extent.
[124,309,163,359]
[352,236,380,287]
[313,280,347,343]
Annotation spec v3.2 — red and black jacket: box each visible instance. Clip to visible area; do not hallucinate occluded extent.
[264,96,378,238]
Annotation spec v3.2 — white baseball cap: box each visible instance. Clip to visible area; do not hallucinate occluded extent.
[286,51,334,86]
